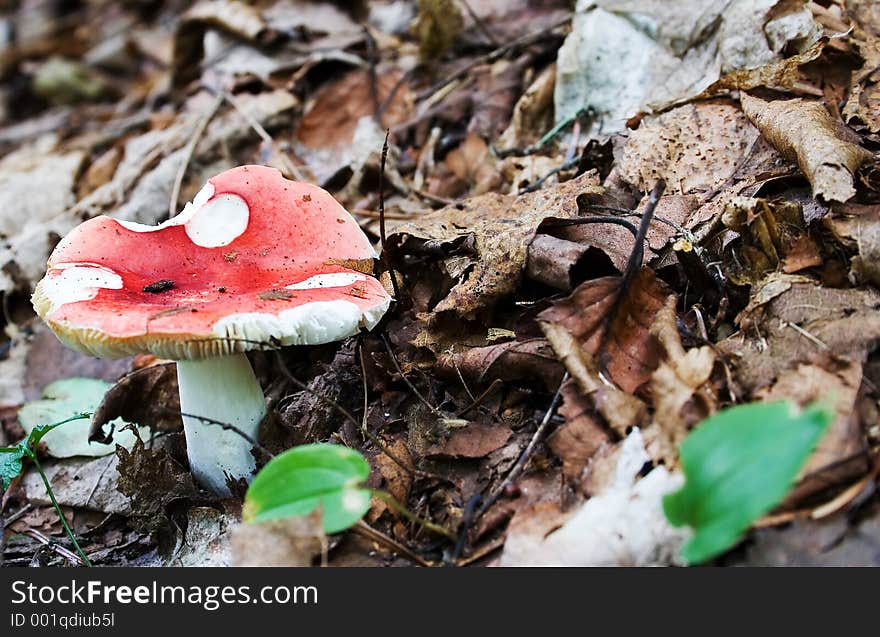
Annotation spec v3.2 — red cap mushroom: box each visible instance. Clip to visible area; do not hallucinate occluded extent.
[32,165,392,494]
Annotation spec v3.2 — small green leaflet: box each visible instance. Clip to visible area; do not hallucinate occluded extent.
[243,443,372,534]
[0,447,23,490]
[0,416,87,490]
[663,400,833,564]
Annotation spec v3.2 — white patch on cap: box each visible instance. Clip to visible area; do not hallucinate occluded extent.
[183,194,249,248]
[285,272,367,290]
[212,299,368,346]
[116,183,250,248]
[41,262,122,313]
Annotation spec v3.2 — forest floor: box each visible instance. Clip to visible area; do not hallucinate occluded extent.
[1,0,879,567]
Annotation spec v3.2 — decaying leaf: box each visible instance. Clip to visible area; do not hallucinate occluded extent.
[720,273,880,393]
[115,437,201,534]
[617,103,760,197]
[757,361,867,494]
[231,509,324,567]
[91,364,183,443]
[22,455,130,515]
[741,93,875,203]
[389,171,602,318]
[538,267,672,394]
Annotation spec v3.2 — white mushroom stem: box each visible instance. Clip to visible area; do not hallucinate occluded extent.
[176,353,266,495]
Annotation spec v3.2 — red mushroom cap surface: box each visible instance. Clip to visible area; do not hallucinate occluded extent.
[32,165,392,359]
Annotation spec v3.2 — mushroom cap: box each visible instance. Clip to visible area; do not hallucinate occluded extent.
[32,165,392,359]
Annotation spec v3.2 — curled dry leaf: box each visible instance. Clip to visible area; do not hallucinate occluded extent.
[538,267,672,394]
[91,363,183,443]
[721,196,810,285]
[388,171,602,318]
[740,93,875,203]
[642,298,716,467]
[694,38,827,100]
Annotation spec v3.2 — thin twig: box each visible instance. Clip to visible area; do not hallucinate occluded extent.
[459,0,499,46]
[352,520,434,567]
[378,130,401,300]
[455,379,502,418]
[168,92,223,219]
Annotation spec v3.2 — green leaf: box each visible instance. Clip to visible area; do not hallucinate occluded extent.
[244,443,371,534]
[18,378,140,458]
[663,400,833,564]
[0,446,25,490]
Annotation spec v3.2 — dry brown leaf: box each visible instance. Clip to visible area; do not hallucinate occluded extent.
[426,422,513,459]
[548,380,609,483]
[434,338,564,389]
[388,171,602,318]
[617,103,759,197]
[294,69,413,184]
[642,298,716,467]
[824,203,880,287]
[740,93,875,203]
[444,132,501,195]
[757,361,866,496]
[91,364,182,443]
[230,510,324,567]
[538,268,672,394]
[719,273,880,394]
